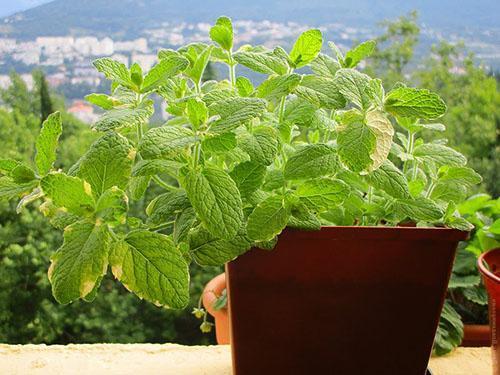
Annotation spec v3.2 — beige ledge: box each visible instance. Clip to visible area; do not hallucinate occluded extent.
[0,344,491,375]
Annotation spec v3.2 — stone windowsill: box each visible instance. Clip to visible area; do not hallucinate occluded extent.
[0,344,491,375]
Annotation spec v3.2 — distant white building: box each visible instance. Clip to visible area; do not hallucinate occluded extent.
[131,53,157,71]
[111,53,129,66]
[115,38,148,53]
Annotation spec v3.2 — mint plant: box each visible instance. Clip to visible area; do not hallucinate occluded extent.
[0,16,481,309]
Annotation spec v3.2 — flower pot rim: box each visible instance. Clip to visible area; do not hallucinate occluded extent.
[478,248,500,285]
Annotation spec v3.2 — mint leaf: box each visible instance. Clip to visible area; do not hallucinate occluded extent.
[256,74,301,101]
[233,50,288,75]
[295,76,346,109]
[369,160,411,199]
[284,144,337,180]
[179,43,213,85]
[310,53,341,79]
[235,77,254,97]
[181,166,243,239]
[92,101,154,131]
[173,207,196,244]
[209,16,233,51]
[132,159,183,177]
[189,226,251,266]
[247,194,290,241]
[202,132,237,154]
[230,161,266,197]
[334,68,372,110]
[438,166,482,187]
[139,126,197,160]
[75,132,134,197]
[49,220,109,304]
[0,176,37,200]
[239,126,279,166]
[95,187,128,224]
[288,201,321,230]
[289,29,323,68]
[93,58,132,88]
[146,190,190,225]
[127,176,150,201]
[283,97,316,126]
[296,178,350,210]
[41,173,95,215]
[186,98,208,129]
[209,97,267,133]
[394,198,444,221]
[36,111,62,175]
[10,164,36,183]
[110,230,189,308]
[413,144,467,167]
[85,93,120,110]
[385,87,446,120]
[141,54,189,92]
[0,159,21,174]
[343,40,376,68]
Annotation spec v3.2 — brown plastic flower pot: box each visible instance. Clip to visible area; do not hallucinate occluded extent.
[202,273,230,345]
[478,247,500,375]
[226,226,467,375]
[461,324,491,347]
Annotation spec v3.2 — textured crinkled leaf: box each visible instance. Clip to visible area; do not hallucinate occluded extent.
[85,93,120,110]
[295,75,346,109]
[209,16,233,51]
[180,43,213,85]
[365,110,394,171]
[334,68,372,110]
[35,111,62,175]
[394,198,444,221]
[173,207,196,244]
[202,132,237,154]
[127,176,150,201]
[413,144,467,167]
[233,50,288,75]
[310,53,341,78]
[289,29,323,68]
[385,87,446,120]
[0,158,21,174]
[93,58,132,88]
[146,190,190,225]
[142,54,189,92]
[463,286,488,305]
[288,201,321,230]
[284,144,337,180]
[343,40,376,68]
[434,301,463,356]
[189,226,251,266]
[230,161,266,197]
[10,164,36,183]
[239,126,279,166]
[263,169,285,191]
[95,187,128,224]
[431,183,468,203]
[110,230,189,308]
[209,97,267,133]
[40,173,95,215]
[337,120,375,173]
[369,160,411,199]
[448,274,481,289]
[283,97,316,126]
[297,178,350,210]
[139,126,196,160]
[132,159,183,177]
[92,101,154,131]
[75,132,134,197]
[438,166,482,187]
[235,77,254,97]
[247,195,290,241]
[186,98,208,129]
[49,220,109,304]
[181,166,243,239]
[256,74,301,101]
[0,176,37,201]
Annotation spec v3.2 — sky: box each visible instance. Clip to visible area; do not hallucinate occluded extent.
[0,0,51,17]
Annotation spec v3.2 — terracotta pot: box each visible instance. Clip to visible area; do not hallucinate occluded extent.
[461,324,491,347]
[202,273,229,345]
[226,226,467,375]
[478,247,500,374]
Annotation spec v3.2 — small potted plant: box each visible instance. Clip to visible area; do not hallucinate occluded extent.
[0,16,480,374]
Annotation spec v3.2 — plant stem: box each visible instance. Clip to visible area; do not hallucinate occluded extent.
[425,181,436,198]
[278,96,286,124]
[152,175,178,191]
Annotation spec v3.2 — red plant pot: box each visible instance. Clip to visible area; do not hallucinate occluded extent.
[226,226,467,375]
[461,324,491,347]
[478,247,500,374]
[202,273,229,345]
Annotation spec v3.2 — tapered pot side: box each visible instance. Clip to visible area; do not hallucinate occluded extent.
[226,226,468,375]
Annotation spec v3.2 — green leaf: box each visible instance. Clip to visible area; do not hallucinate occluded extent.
[334,68,373,110]
[283,97,316,126]
[181,166,243,239]
[0,158,21,174]
[180,43,213,85]
[295,76,346,109]
[41,173,95,215]
[369,160,411,199]
[92,101,154,132]
[173,207,197,244]
[434,301,463,356]
[130,63,143,87]
[230,161,267,197]
[146,190,190,225]
[284,144,337,180]
[35,111,62,175]
[35,112,62,175]
[209,16,233,51]
[202,132,237,154]
[247,195,290,241]
[209,97,267,133]
[413,144,467,167]
[189,226,252,266]
[448,273,481,289]
[49,220,110,304]
[394,198,444,222]
[256,74,301,101]
[463,286,488,306]
[310,53,341,79]
[235,77,254,96]
[95,187,128,224]
[438,166,482,187]
[385,87,446,120]
[141,54,189,92]
[110,230,189,308]
[239,126,279,166]
[186,98,208,129]
[127,176,150,201]
[233,50,289,75]
[75,132,134,197]
[0,176,37,201]
[297,178,350,210]
[288,201,321,230]
[139,126,197,160]
[93,58,132,88]
[289,29,323,68]
[85,93,120,110]
[132,159,183,177]
[10,164,36,183]
[343,40,376,68]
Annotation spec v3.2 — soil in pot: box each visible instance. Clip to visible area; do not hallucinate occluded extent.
[226,226,467,375]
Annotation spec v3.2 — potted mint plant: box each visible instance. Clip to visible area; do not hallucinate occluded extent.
[0,16,480,375]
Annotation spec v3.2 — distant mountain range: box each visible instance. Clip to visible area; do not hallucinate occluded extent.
[1,0,499,39]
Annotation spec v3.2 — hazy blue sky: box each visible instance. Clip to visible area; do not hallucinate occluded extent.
[0,0,50,17]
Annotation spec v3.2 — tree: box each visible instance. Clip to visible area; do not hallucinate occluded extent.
[33,70,54,124]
